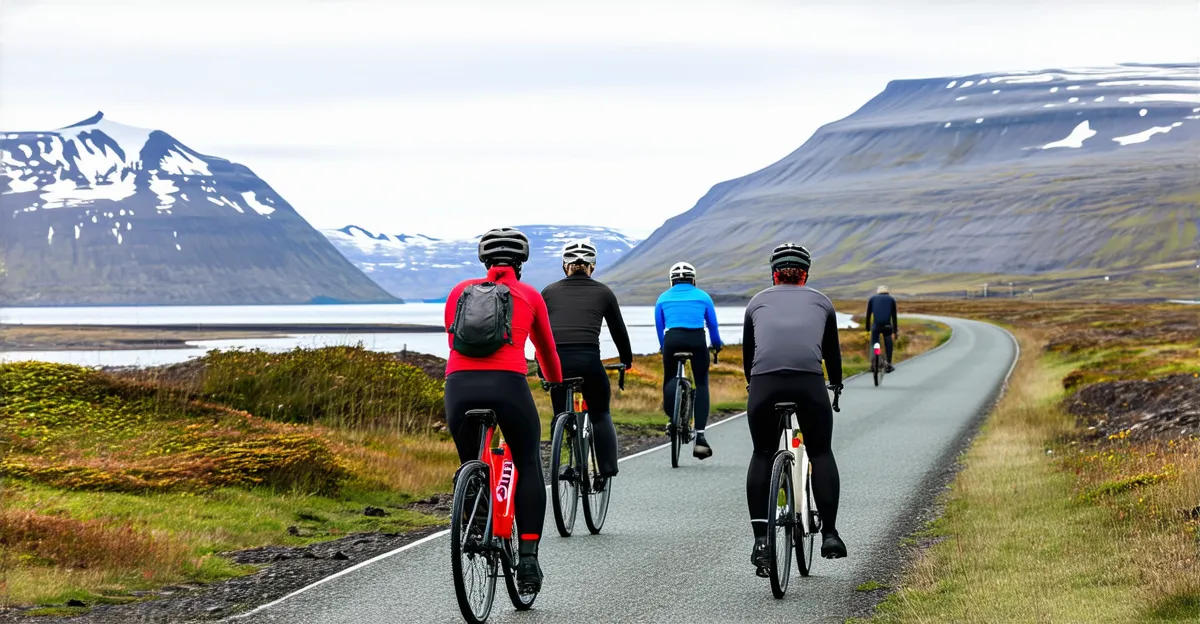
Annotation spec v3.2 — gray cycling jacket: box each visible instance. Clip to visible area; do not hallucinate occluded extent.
[742,285,843,385]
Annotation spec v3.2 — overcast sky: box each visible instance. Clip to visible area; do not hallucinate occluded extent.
[2,1,1197,239]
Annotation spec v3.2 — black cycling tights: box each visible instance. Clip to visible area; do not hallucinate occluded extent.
[445,371,545,541]
[662,328,711,432]
[870,324,895,362]
[746,372,840,539]
[550,345,619,477]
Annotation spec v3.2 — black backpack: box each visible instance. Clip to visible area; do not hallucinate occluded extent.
[449,282,514,357]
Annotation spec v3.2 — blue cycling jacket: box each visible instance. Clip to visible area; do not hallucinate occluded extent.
[654,283,722,349]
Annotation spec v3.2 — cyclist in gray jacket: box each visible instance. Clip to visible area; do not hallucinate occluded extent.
[743,243,846,577]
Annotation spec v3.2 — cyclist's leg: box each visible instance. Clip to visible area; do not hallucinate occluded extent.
[745,373,786,539]
[794,373,840,536]
[870,325,883,354]
[444,372,484,464]
[884,329,895,363]
[661,331,684,417]
[579,357,618,477]
[689,335,711,432]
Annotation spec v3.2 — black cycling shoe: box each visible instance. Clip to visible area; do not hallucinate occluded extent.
[693,434,713,459]
[515,555,543,594]
[751,536,770,577]
[592,475,608,493]
[821,533,847,559]
[885,363,896,373]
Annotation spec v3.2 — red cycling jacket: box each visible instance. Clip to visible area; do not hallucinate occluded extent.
[444,265,563,382]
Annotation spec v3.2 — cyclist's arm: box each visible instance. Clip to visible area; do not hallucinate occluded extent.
[443,281,468,349]
[654,301,666,350]
[742,310,754,381]
[703,294,722,348]
[890,298,899,333]
[531,293,563,383]
[603,288,634,367]
[864,297,873,331]
[822,309,843,386]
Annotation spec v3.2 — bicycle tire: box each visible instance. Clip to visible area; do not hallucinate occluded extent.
[581,419,611,534]
[681,380,694,443]
[502,519,537,610]
[670,379,684,468]
[767,451,794,599]
[796,466,817,577]
[872,353,881,387]
[450,461,497,623]
[550,413,579,537]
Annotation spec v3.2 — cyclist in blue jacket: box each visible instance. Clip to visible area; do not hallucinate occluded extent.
[655,261,722,459]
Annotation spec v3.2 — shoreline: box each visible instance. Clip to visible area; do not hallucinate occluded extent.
[0,323,444,352]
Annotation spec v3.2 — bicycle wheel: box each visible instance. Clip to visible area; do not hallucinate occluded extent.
[766,451,794,599]
[450,461,497,623]
[550,413,579,537]
[872,353,881,387]
[669,380,683,469]
[796,466,817,577]
[681,380,694,443]
[581,419,611,534]
[502,519,537,610]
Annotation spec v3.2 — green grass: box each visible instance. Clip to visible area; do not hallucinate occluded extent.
[857,580,888,592]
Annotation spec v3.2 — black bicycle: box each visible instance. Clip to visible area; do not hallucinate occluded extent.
[870,325,893,387]
[449,410,537,623]
[763,385,841,598]
[665,348,718,468]
[549,364,627,536]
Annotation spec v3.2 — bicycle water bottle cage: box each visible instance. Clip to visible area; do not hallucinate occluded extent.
[673,351,692,359]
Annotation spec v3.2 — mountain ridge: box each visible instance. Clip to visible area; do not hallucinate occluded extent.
[1,112,398,305]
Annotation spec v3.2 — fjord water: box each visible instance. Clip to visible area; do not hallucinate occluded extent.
[0,304,855,367]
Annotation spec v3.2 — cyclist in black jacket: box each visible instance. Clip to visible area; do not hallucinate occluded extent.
[865,285,898,372]
[542,239,634,492]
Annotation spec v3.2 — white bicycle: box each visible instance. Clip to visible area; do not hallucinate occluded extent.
[764,385,841,598]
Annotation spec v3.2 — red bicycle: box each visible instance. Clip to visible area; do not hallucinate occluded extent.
[450,409,537,623]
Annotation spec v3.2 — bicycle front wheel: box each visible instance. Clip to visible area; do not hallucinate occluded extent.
[767,452,794,599]
[450,461,497,623]
[550,413,580,537]
[582,420,611,534]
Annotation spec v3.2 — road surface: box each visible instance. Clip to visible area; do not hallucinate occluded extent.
[235,316,1016,624]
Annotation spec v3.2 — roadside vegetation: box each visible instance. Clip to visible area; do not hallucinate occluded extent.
[862,300,1199,623]
[0,322,948,614]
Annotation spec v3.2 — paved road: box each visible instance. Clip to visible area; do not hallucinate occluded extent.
[235,316,1015,624]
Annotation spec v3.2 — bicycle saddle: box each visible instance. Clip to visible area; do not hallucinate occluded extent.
[774,402,797,412]
[672,351,693,358]
[465,409,497,425]
[561,377,586,387]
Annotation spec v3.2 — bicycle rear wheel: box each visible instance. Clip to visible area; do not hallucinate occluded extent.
[681,380,694,443]
[550,413,579,537]
[766,452,794,599]
[669,380,684,468]
[872,353,881,387]
[450,461,497,623]
[796,466,817,577]
[502,519,537,610]
[581,420,611,534]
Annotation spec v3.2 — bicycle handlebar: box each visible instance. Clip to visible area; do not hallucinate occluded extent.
[711,346,721,364]
[828,384,843,413]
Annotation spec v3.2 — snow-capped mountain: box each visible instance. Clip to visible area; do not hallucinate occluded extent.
[605,63,1200,300]
[0,112,396,305]
[323,224,641,300]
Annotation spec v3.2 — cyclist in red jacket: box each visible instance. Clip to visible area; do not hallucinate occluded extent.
[444,227,563,594]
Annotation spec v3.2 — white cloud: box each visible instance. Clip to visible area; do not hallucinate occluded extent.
[2,1,1197,237]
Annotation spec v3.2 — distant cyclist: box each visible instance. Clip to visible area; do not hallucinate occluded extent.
[541,238,634,493]
[655,261,722,459]
[743,243,846,573]
[443,227,563,594]
[865,285,898,373]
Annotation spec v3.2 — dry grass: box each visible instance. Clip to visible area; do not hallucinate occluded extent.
[868,324,1200,623]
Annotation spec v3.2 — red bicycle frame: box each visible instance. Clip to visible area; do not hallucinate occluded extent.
[481,427,517,538]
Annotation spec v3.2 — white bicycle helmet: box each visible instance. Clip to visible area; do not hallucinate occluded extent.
[561,238,598,266]
[669,262,696,283]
